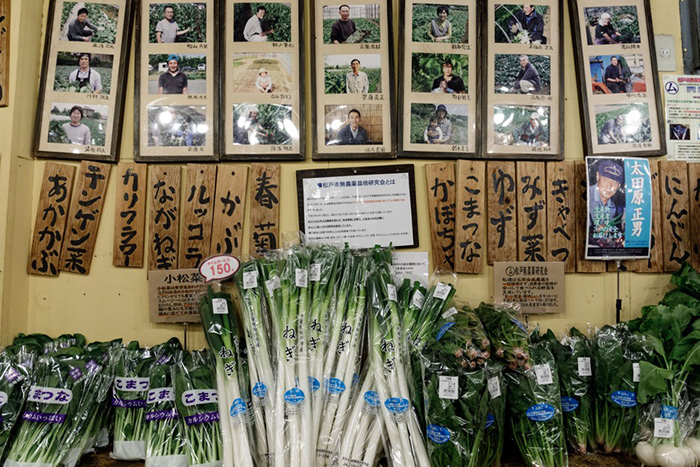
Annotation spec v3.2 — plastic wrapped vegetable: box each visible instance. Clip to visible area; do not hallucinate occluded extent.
[479,361,506,467]
[475,303,530,371]
[0,345,34,459]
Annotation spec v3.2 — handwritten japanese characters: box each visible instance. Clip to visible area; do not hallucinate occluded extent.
[114,163,147,268]
[149,166,181,270]
[180,165,217,268]
[574,162,606,273]
[660,161,691,272]
[487,161,517,264]
[546,162,575,271]
[59,162,111,274]
[0,0,9,107]
[689,163,700,271]
[517,162,547,262]
[426,163,456,272]
[28,163,76,276]
[211,165,248,257]
[455,161,484,273]
[148,269,205,323]
[249,163,280,256]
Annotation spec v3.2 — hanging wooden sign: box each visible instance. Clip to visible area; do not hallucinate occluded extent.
[59,161,111,274]
[487,161,517,264]
[516,162,547,262]
[659,161,691,272]
[211,165,248,257]
[574,162,605,273]
[149,166,181,270]
[179,165,217,268]
[630,160,663,273]
[113,163,147,268]
[426,162,456,272]
[546,161,576,272]
[687,163,700,272]
[249,163,281,256]
[28,163,76,276]
[454,160,485,274]
[0,0,9,107]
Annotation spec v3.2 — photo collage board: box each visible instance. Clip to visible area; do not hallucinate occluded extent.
[135,0,218,162]
[35,0,133,162]
[570,0,665,157]
[484,0,564,159]
[223,0,304,160]
[311,0,396,159]
[399,0,478,158]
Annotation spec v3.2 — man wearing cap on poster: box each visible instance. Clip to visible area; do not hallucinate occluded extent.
[68,53,102,94]
[244,6,275,42]
[588,159,625,247]
[509,55,541,94]
[155,5,192,43]
[158,55,188,95]
[431,60,466,94]
[512,112,545,145]
[256,68,273,93]
[346,59,369,94]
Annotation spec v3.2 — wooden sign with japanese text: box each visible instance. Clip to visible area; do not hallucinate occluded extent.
[0,0,9,107]
[455,161,485,274]
[149,166,181,270]
[180,165,217,269]
[211,165,248,257]
[546,162,576,272]
[426,163,456,272]
[574,162,605,273]
[517,162,547,262]
[630,160,663,273]
[659,161,691,272]
[148,268,204,323]
[113,163,147,268]
[249,164,280,256]
[687,163,700,271]
[487,162,517,265]
[28,163,75,276]
[59,162,111,274]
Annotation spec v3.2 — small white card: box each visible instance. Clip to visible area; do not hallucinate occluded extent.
[438,376,459,400]
[310,263,322,282]
[386,284,397,302]
[212,298,228,315]
[653,418,674,439]
[577,357,592,377]
[433,282,451,300]
[487,377,501,399]
[535,364,553,385]
[243,271,258,290]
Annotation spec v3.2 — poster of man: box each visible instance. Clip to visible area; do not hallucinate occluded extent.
[60,3,120,44]
[584,6,640,45]
[411,3,469,44]
[494,4,549,44]
[410,53,468,93]
[232,104,294,146]
[148,54,206,94]
[323,54,382,94]
[53,52,113,94]
[233,4,292,42]
[589,54,646,95]
[231,53,293,94]
[494,54,550,95]
[148,3,207,43]
[47,102,108,147]
[322,4,380,44]
[324,104,382,145]
[595,103,652,145]
[493,105,550,147]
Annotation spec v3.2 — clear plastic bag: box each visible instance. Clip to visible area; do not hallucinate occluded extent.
[0,345,34,459]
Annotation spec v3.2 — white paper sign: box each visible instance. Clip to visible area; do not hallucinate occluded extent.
[654,418,675,439]
[265,276,281,294]
[433,282,451,300]
[243,271,258,290]
[391,251,430,286]
[115,377,150,392]
[578,357,592,377]
[663,75,700,162]
[487,377,501,399]
[442,307,457,319]
[28,386,73,405]
[535,364,553,385]
[633,363,640,383]
[386,284,397,302]
[310,263,322,282]
[295,268,308,288]
[438,376,459,400]
[212,298,228,315]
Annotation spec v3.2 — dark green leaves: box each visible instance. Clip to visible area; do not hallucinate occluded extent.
[637,361,673,404]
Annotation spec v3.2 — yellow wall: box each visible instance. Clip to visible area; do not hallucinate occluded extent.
[0,0,684,348]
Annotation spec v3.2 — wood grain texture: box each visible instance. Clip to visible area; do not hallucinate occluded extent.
[149,165,181,270]
[249,163,281,257]
[211,165,248,257]
[454,160,485,274]
[0,0,9,107]
[179,164,217,268]
[659,161,691,272]
[425,162,456,272]
[630,160,663,273]
[486,161,517,265]
[688,163,700,272]
[574,162,606,273]
[113,163,147,268]
[546,161,576,272]
[516,162,547,262]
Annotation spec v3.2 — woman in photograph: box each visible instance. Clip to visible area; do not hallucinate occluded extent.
[604,56,626,93]
[255,68,273,93]
[434,104,452,144]
[61,105,92,145]
[595,13,622,44]
[428,5,452,42]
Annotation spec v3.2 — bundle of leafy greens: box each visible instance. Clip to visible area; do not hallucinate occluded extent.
[478,361,506,467]
[0,345,34,460]
[475,303,530,371]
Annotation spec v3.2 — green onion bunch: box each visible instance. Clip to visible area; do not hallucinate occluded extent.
[0,345,34,459]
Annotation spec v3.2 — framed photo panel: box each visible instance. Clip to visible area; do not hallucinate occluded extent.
[569,0,665,157]
[35,0,134,161]
[398,0,479,158]
[482,1,565,160]
[135,0,218,162]
[222,1,304,161]
[311,1,396,160]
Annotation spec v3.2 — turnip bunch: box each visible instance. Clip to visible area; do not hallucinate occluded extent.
[475,303,530,371]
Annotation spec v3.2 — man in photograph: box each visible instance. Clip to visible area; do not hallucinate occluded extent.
[67,7,99,42]
[430,60,466,94]
[598,114,625,144]
[670,123,690,140]
[244,6,275,42]
[512,112,545,145]
[510,5,545,44]
[158,55,188,94]
[604,56,626,93]
[155,5,192,43]
[234,106,269,145]
[509,55,541,93]
[330,5,356,44]
[588,159,625,247]
[68,53,102,94]
[337,109,368,144]
[346,59,369,93]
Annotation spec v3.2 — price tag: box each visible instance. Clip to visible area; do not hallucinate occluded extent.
[535,364,553,385]
[199,255,240,283]
[653,418,674,439]
[310,263,322,282]
[411,290,425,309]
[433,282,451,300]
[633,363,640,383]
[295,268,308,288]
[442,307,457,319]
[212,298,228,315]
[243,271,258,290]
[487,377,501,399]
[386,284,397,302]
[438,376,458,400]
[577,357,592,377]
[265,276,281,294]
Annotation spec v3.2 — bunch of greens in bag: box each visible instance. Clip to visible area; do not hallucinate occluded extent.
[476,303,530,370]
[173,350,223,467]
[0,345,34,459]
[479,361,506,467]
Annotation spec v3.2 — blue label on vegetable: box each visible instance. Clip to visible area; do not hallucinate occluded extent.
[661,405,678,420]
[485,413,495,429]
[526,404,556,421]
[561,397,579,412]
[252,382,267,398]
[308,377,320,393]
[384,397,409,414]
[427,424,451,444]
[512,318,527,333]
[284,388,305,406]
[436,322,456,341]
[364,391,379,408]
[230,398,247,417]
[610,391,637,408]
[327,377,346,394]
[353,373,360,386]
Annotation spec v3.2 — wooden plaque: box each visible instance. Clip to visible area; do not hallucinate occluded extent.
[546,161,576,272]
[179,165,217,268]
[249,163,281,256]
[689,163,700,272]
[517,162,547,262]
[211,165,248,257]
[487,161,518,264]
[659,161,691,272]
[149,166,181,270]
[454,160,485,274]
[113,163,147,268]
[425,162,456,272]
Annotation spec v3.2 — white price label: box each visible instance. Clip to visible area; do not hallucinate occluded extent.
[386,284,397,302]
[182,389,219,406]
[243,271,258,290]
[295,268,308,288]
[310,263,322,282]
[411,290,425,309]
[114,377,150,392]
[487,377,501,399]
[433,282,451,300]
[578,357,592,377]
[265,276,281,294]
[212,298,228,315]
[535,364,553,385]
[653,418,674,439]
[438,376,459,400]
[442,307,458,319]
[147,387,175,404]
[633,363,640,383]
[28,386,73,405]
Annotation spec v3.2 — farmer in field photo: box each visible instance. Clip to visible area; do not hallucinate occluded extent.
[158,55,188,94]
[509,5,545,44]
[62,106,92,145]
[67,7,99,42]
[331,5,356,44]
[509,55,541,93]
[346,59,369,93]
[244,6,275,42]
[512,112,545,145]
[336,109,368,145]
[431,60,466,94]
[156,5,192,43]
[428,5,452,42]
[598,114,624,144]
[68,53,102,94]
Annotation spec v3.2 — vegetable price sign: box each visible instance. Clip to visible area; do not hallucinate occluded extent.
[493,262,565,314]
[199,255,240,283]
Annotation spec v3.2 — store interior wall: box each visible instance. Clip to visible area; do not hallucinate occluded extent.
[0,0,684,348]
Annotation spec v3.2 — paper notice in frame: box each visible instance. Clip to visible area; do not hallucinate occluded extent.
[663,75,700,162]
[493,262,565,314]
[148,268,206,323]
[391,251,429,286]
[296,165,418,249]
